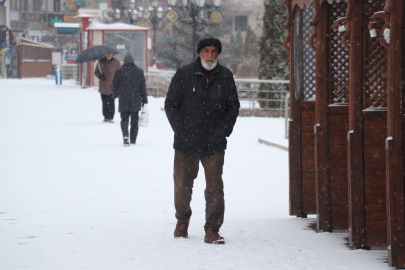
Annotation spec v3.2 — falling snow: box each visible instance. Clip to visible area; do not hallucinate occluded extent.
[0,78,389,269]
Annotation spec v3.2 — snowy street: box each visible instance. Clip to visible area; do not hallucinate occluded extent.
[0,79,389,269]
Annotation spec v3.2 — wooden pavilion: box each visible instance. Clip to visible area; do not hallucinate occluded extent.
[283,0,405,268]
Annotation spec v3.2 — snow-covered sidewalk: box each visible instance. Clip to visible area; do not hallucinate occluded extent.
[0,79,389,269]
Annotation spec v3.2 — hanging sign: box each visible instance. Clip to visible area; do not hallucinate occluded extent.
[210,11,222,23]
[22,13,46,22]
[166,10,179,23]
[165,22,173,31]
[198,11,203,23]
[65,48,78,61]
[54,0,60,12]
[58,28,77,34]
[136,20,145,27]
[185,11,191,24]
[48,14,78,27]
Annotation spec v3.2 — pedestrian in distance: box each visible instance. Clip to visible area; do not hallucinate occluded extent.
[112,53,148,147]
[164,34,240,244]
[95,52,121,123]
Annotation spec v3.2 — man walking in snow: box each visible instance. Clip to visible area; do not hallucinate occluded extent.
[165,34,240,244]
[112,53,148,146]
[95,52,121,123]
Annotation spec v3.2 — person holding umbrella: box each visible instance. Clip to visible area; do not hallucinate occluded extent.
[95,52,121,123]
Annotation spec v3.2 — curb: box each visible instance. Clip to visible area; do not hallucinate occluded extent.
[258,138,288,151]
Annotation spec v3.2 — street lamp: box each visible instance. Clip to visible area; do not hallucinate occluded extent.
[112,0,223,65]
[129,0,136,9]
[175,0,221,60]
[138,6,144,16]
[131,10,138,21]
[256,16,263,29]
[148,3,164,67]
[144,7,152,20]
[167,0,177,7]
[114,9,121,20]
[213,0,221,7]
[113,0,138,24]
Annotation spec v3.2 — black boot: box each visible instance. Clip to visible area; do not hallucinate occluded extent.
[123,137,130,147]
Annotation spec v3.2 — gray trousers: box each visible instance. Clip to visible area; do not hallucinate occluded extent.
[173,150,225,231]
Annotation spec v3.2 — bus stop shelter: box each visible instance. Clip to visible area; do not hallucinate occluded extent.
[76,16,149,87]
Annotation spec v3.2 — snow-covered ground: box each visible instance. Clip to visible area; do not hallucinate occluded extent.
[0,79,390,269]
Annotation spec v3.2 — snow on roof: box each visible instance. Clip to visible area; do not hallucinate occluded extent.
[86,21,149,31]
[18,38,54,49]
[74,13,97,18]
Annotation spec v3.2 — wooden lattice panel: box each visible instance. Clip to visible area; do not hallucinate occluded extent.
[364,0,388,108]
[303,6,316,101]
[330,1,349,104]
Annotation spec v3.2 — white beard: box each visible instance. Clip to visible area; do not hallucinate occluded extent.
[200,57,218,71]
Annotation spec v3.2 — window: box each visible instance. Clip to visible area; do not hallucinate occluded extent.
[33,0,42,12]
[11,0,19,10]
[21,0,44,12]
[22,0,28,11]
[235,16,248,31]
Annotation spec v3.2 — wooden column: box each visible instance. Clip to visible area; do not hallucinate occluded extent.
[386,0,405,267]
[314,4,332,232]
[287,7,304,217]
[287,1,322,218]
[347,1,365,248]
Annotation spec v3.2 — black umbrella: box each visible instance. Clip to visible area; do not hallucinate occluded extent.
[75,45,119,64]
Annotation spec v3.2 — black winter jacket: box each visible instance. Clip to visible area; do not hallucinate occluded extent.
[112,63,148,112]
[165,58,240,157]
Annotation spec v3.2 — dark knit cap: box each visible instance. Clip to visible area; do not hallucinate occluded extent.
[124,53,134,64]
[197,34,222,55]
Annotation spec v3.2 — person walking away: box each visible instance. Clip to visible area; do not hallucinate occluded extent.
[95,52,121,123]
[112,53,148,146]
[164,34,240,244]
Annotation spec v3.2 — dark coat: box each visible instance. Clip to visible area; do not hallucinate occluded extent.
[95,57,121,95]
[165,58,240,157]
[112,63,148,112]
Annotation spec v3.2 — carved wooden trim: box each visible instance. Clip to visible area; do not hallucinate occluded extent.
[284,0,294,53]
[368,11,391,49]
[288,0,349,8]
[309,22,317,51]
[331,17,351,50]
[289,0,314,9]
[284,31,291,53]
